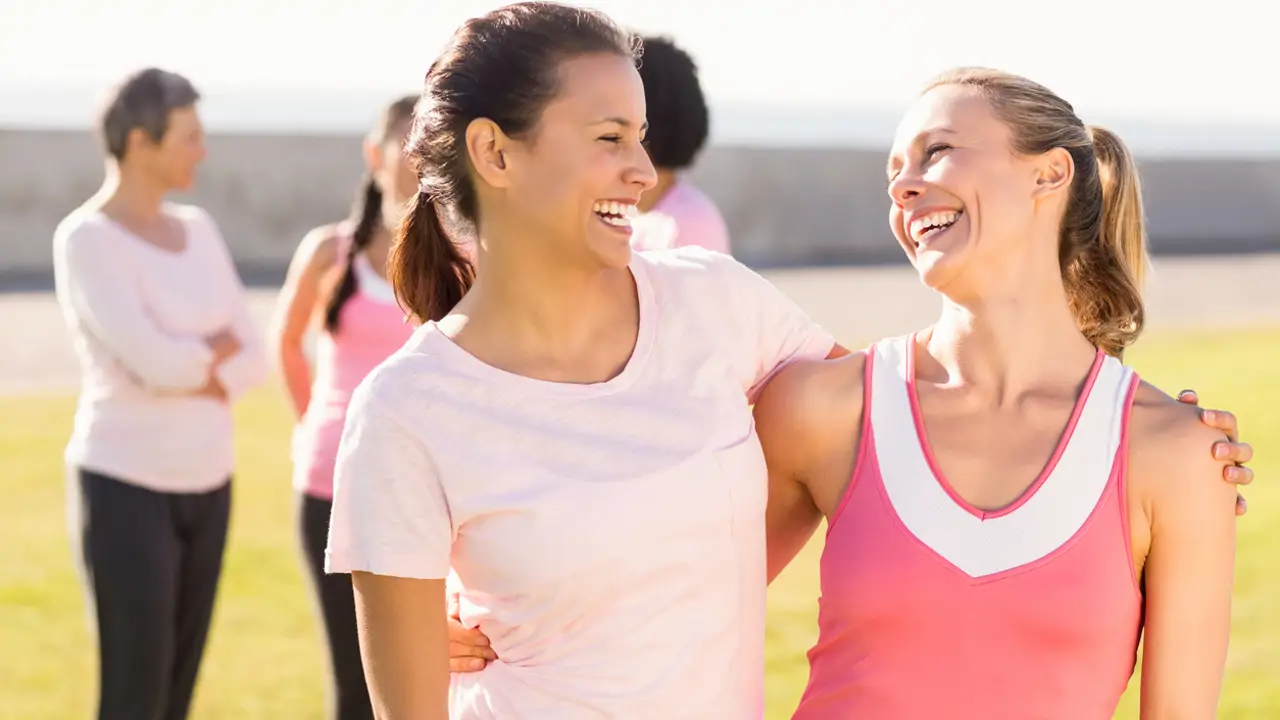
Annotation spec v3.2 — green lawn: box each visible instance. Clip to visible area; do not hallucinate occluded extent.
[2,328,1276,719]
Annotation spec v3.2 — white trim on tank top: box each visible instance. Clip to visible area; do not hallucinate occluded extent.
[870,335,1133,579]
[351,252,398,305]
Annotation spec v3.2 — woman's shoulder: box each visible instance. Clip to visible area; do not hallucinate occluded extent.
[633,245,759,294]
[165,202,216,229]
[52,207,133,273]
[634,243,728,270]
[348,325,463,415]
[754,351,869,486]
[759,351,868,413]
[659,181,724,221]
[1127,380,1234,507]
[635,247,786,339]
[755,352,868,443]
[296,221,351,269]
[53,204,112,245]
[165,203,227,250]
[1131,381,1225,456]
[663,182,731,250]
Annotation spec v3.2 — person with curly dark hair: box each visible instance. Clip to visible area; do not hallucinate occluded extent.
[630,34,732,255]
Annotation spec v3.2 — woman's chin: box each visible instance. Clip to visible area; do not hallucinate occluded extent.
[913,252,958,291]
[168,174,196,193]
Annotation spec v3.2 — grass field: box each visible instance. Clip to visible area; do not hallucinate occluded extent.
[2,327,1276,719]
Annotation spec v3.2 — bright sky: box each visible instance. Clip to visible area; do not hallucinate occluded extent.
[0,0,1273,121]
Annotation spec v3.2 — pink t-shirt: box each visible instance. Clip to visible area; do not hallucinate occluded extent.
[630,180,732,255]
[326,247,834,719]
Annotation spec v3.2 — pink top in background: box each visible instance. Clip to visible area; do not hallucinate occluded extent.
[631,180,732,255]
[326,247,834,719]
[292,250,414,500]
[794,335,1143,719]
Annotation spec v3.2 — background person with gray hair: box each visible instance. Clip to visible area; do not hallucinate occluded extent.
[52,67,268,720]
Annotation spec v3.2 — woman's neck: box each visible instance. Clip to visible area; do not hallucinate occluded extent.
[94,164,168,221]
[356,226,393,279]
[925,273,1097,405]
[380,195,411,234]
[446,222,638,382]
[466,253,631,347]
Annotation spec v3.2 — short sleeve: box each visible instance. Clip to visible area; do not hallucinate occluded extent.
[325,376,453,579]
[713,253,836,403]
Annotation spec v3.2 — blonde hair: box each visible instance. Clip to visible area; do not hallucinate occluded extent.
[924,67,1149,357]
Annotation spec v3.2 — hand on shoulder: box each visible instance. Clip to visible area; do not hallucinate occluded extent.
[1127,382,1237,714]
[1129,382,1238,526]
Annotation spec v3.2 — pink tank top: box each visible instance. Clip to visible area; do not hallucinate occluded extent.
[292,250,415,499]
[793,335,1143,719]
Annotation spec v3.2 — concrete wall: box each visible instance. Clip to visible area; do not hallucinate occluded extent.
[3,128,1278,288]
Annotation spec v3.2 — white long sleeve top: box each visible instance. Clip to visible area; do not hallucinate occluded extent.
[52,202,268,492]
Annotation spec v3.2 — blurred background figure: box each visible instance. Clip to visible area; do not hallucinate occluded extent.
[629,34,732,255]
[51,67,268,720]
[270,95,419,720]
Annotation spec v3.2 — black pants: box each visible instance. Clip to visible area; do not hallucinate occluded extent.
[73,469,231,720]
[299,493,374,720]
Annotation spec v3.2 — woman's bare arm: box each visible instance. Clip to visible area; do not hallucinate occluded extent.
[756,362,825,584]
[755,352,866,583]
[270,226,342,418]
[353,573,451,719]
[1132,390,1237,718]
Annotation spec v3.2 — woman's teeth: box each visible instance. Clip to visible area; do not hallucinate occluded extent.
[910,210,962,244]
[593,200,637,227]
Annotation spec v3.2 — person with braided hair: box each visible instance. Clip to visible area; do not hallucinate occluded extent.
[269,94,420,720]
